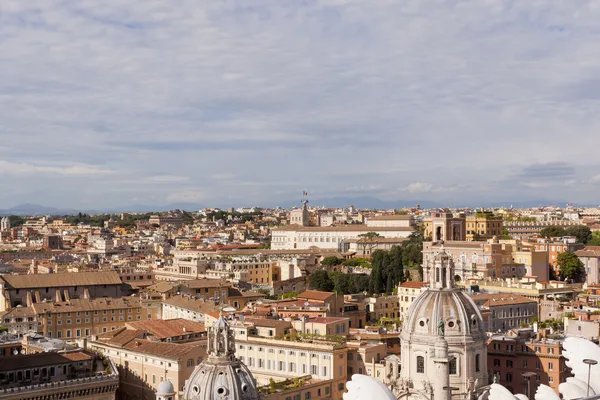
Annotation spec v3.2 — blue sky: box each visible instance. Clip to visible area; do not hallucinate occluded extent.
[1,0,600,209]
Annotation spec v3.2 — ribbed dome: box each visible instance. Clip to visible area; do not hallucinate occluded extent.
[182,358,259,400]
[182,312,259,400]
[404,288,484,337]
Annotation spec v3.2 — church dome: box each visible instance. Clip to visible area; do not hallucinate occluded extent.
[404,288,484,337]
[157,380,175,396]
[182,312,259,400]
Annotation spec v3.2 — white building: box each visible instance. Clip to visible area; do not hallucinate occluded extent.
[271,225,414,251]
[365,215,414,228]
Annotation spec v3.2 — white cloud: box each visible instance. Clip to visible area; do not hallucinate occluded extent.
[405,183,433,193]
[0,160,114,176]
[590,175,600,183]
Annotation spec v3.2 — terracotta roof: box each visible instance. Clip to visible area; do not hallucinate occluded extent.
[148,281,177,293]
[182,279,231,289]
[399,281,428,289]
[242,318,292,329]
[126,318,205,339]
[297,290,335,301]
[62,351,94,362]
[308,317,348,324]
[0,271,122,289]
[0,352,90,372]
[122,339,202,360]
[162,296,221,314]
[32,296,142,314]
[97,328,146,346]
[470,293,536,306]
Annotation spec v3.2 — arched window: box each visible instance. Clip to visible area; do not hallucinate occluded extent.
[475,354,480,372]
[449,357,457,375]
[416,356,424,374]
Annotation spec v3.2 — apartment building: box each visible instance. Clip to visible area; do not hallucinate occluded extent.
[422,239,547,282]
[32,296,157,339]
[465,211,504,241]
[470,293,538,332]
[291,317,349,337]
[148,214,183,228]
[487,330,568,396]
[0,306,40,336]
[365,215,414,228]
[364,295,399,322]
[90,333,205,399]
[0,271,125,312]
[505,220,581,239]
[346,341,387,379]
[576,246,600,285]
[235,336,349,400]
[398,281,428,319]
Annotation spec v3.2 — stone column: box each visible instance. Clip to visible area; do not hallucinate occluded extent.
[432,336,450,400]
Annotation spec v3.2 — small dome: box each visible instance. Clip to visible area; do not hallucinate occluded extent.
[157,380,175,396]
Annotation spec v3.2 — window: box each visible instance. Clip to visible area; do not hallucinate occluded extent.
[506,360,513,368]
[449,358,457,375]
[323,366,327,377]
[475,354,481,372]
[311,365,318,375]
[279,361,285,371]
[506,373,512,382]
[417,356,424,374]
[548,362,553,371]
[493,359,500,367]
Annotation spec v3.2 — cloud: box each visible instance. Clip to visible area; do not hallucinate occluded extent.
[591,175,600,183]
[404,183,433,193]
[0,160,115,176]
[2,0,600,207]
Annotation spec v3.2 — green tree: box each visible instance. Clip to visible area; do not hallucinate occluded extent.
[539,225,567,238]
[557,251,585,282]
[309,270,334,292]
[589,231,600,246]
[357,232,383,255]
[8,216,25,227]
[501,228,512,240]
[331,272,349,294]
[321,256,343,267]
[565,225,593,244]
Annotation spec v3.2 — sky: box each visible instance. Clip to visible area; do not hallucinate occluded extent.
[2,0,600,210]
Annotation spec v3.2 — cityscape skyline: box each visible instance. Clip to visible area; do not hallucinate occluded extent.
[3,1,600,208]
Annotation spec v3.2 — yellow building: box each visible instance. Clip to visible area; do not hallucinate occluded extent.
[398,281,428,319]
[466,211,504,241]
[32,296,158,339]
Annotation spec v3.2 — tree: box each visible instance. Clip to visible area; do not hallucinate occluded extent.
[565,225,593,244]
[539,225,567,238]
[589,231,600,246]
[321,256,343,267]
[501,228,512,240]
[331,272,349,294]
[309,270,334,292]
[357,232,383,255]
[557,251,585,282]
